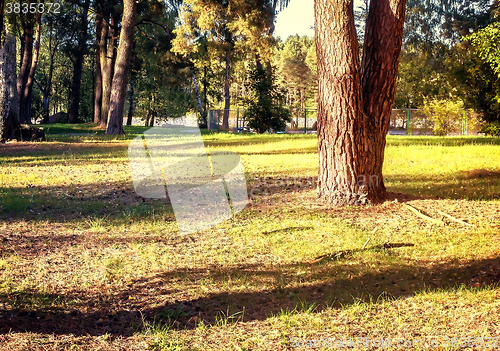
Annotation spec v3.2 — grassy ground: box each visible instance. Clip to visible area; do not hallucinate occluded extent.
[0,124,499,350]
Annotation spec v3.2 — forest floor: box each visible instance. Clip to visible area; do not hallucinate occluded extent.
[0,124,499,350]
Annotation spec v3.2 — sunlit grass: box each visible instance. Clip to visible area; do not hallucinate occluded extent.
[0,130,499,349]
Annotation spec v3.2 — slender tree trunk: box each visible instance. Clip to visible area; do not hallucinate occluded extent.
[17,13,34,124]
[94,10,103,124]
[222,48,231,129]
[23,12,41,124]
[42,21,56,123]
[315,0,406,205]
[191,69,205,124]
[203,65,208,123]
[68,0,91,123]
[106,0,137,135]
[126,73,135,125]
[100,12,118,128]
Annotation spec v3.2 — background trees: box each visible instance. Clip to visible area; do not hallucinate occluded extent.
[1,0,499,139]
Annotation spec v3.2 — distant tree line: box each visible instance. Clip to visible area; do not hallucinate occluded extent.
[1,0,499,140]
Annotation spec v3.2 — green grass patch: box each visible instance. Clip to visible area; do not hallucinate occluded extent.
[0,132,499,350]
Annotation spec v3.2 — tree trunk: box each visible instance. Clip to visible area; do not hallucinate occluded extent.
[360,0,407,198]
[1,18,20,141]
[23,12,41,124]
[94,10,103,124]
[106,0,137,135]
[314,0,406,205]
[42,21,56,123]
[68,0,91,124]
[100,12,118,128]
[191,67,205,124]
[17,12,34,124]
[222,48,231,129]
[126,73,135,125]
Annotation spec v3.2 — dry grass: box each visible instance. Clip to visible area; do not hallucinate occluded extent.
[0,130,499,350]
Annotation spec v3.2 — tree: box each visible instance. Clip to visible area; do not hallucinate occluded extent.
[1,8,20,141]
[315,0,406,205]
[467,22,500,77]
[106,0,137,135]
[243,66,291,133]
[17,5,41,124]
[275,35,317,109]
[68,0,91,123]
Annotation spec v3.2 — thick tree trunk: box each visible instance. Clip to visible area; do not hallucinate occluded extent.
[360,0,407,198]
[1,22,19,141]
[222,48,231,129]
[106,0,137,135]
[314,0,406,205]
[17,13,34,124]
[68,0,91,124]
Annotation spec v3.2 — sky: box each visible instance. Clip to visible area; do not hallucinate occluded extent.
[274,1,363,40]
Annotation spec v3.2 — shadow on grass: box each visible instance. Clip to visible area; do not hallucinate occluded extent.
[1,166,499,225]
[0,256,499,336]
[0,180,175,224]
[386,170,500,201]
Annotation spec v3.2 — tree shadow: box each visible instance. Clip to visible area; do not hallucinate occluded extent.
[1,255,499,336]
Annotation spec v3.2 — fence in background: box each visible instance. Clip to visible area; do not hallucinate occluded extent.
[195,108,479,135]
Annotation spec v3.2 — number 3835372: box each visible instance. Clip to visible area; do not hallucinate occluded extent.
[5,2,61,14]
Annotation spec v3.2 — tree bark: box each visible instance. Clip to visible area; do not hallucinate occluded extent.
[41,20,57,123]
[1,17,20,142]
[222,48,231,129]
[23,12,41,124]
[94,7,103,124]
[68,0,91,123]
[17,12,34,124]
[106,0,137,135]
[360,0,407,198]
[315,0,406,205]
[126,73,135,125]
[100,12,118,128]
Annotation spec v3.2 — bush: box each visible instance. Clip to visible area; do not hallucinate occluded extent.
[423,98,465,136]
[243,67,291,134]
[480,120,500,136]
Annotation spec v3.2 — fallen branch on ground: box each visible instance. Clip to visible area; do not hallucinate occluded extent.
[435,209,475,227]
[403,203,444,225]
[311,242,415,264]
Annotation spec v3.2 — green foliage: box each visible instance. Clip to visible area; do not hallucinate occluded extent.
[467,22,500,77]
[243,67,291,133]
[480,120,500,136]
[423,98,465,136]
[275,35,317,109]
[134,12,196,123]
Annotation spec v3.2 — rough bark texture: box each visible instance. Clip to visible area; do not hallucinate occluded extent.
[106,0,137,135]
[23,13,41,124]
[314,0,406,205]
[68,0,90,124]
[17,12,34,124]
[360,0,407,195]
[100,12,118,128]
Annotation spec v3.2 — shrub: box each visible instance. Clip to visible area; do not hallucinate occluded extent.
[423,98,465,136]
[480,120,500,136]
